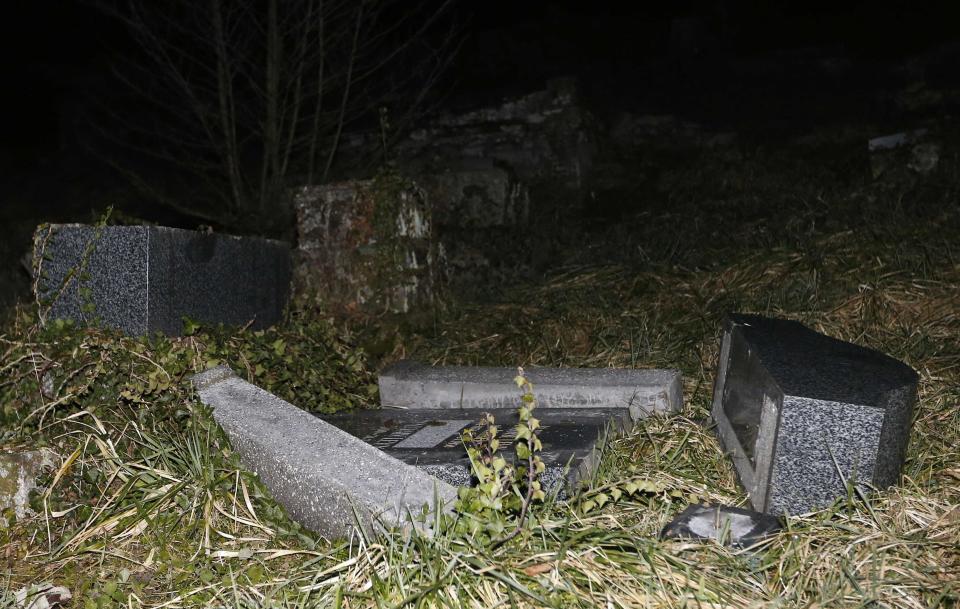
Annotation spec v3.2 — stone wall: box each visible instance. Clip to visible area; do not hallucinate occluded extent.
[396,77,596,193]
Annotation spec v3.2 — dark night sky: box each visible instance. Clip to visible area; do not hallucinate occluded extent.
[1,1,958,169]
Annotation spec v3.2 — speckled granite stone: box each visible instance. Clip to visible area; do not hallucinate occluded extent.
[660,504,782,547]
[711,313,919,515]
[378,360,683,421]
[192,367,456,539]
[35,224,291,336]
[320,407,632,497]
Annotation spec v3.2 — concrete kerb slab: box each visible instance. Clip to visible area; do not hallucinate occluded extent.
[378,360,683,421]
[191,366,457,539]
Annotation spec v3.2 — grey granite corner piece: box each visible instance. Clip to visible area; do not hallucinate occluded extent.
[191,366,456,539]
[35,224,291,336]
[711,313,919,516]
[379,360,683,421]
[660,504,783,548]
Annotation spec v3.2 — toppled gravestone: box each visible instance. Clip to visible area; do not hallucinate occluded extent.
[33,225,291,336]
[320,406,632,496]
[711,314,919,515]
[192,367,455,538]
[293,175,440,313]
[329,361,683,495]
[1,449,57,524]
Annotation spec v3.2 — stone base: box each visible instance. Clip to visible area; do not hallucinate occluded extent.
[34,224,290,336]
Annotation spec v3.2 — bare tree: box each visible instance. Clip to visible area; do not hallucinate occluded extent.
[94,0,462,232]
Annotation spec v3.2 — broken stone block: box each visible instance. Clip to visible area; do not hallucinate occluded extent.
[293,177,441,313]
[0,449,57,524]
[711,314,919,515]
[867,129,938,178]
[192,367,455,539]
[660,504,782,547]
[868,129,929,152]
[379,360,683,422]
[320,406,631,496]
[34,225,291,336]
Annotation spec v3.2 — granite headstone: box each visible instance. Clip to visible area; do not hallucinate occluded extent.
[34,224,291,336]
[711,313,919,515]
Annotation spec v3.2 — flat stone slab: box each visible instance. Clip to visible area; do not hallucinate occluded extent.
[711,314,919,515]
[379,360,683,421]
[660,504,782,548]
[35,224,291,336]
[320,407,631,495]
[192,367,456,539]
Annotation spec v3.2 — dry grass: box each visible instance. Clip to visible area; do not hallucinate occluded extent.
[3,129,959,607]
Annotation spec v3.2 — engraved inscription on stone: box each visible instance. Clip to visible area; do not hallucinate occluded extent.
[365,422,423,448]
[394,419,473,449]
[319,406,633,494]
[440,423,550,449]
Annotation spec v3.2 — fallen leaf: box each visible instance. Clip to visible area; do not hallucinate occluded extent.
[522,563,553,576]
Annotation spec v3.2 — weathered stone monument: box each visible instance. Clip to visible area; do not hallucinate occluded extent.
[34,224,291,336]
[711,314,919,515]
[293,177,440,314]
[0,449,57,525]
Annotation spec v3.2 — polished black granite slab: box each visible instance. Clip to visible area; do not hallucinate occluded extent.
[319,407,631,495]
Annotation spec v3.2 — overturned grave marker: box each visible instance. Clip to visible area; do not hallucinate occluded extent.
[192,367,455,539]
[711,314,919,515]
[320,361,684,495]
[320,407,631,495]
[379,360,683,421]
[35,224,291,336]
